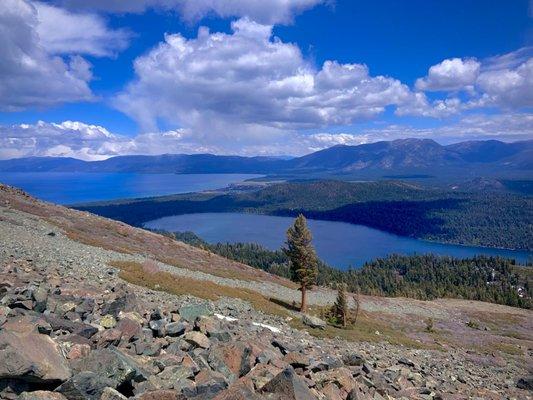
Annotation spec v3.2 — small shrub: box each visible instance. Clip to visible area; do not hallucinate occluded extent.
[425,317,435,333]
[466,320,480,330]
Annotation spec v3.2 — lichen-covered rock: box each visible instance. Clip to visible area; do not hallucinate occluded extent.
[179,304,212,323]
[99,314,117,329]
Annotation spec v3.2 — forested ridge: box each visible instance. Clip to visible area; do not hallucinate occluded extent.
[160,230,532,309]
[79,180,533,250]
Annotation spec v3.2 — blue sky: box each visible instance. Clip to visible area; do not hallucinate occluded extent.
[0,0,532,159]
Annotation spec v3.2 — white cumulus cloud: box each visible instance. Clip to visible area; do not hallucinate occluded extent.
[114,18,412,142]
[0,0,130,111]
[476,58,533,108]
[415,58,481,92]
[56,0,326,24]
[34,2,131,57]
[411,49,533,115]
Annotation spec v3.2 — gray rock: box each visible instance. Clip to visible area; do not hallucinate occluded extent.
[301,314,326,330]
[43,314,98,338]
[157,365,194,386]
[19,391,67,400]
[71,348,144,388]
[0,325,71,383]
[179,304,211,323]
[55,371,114,400]
[101,294,137,318]
[100,387,128,400]
[194,370,228,398]
[183,331,211,349]
[149,319,167,337]
[261,367,317,400]
[343,353,365,367]
[517,375,533,390]
[166,322,186,337]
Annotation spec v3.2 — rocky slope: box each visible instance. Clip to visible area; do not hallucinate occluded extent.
[0,184,532,400]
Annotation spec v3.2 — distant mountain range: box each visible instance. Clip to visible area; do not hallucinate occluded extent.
[1,139,531,177]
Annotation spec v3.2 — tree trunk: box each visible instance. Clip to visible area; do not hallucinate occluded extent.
[353,292,360,324]
[342,310,346,328]
[300,285,307,312]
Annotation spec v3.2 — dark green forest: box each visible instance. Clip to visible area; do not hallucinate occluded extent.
[78,180,533,250]
[159,230,532,309]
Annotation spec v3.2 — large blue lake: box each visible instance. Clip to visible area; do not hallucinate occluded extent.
[0,172,260,204]
[144,212,532,268]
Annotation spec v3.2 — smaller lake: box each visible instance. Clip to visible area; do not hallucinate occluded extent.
[145,212,532,268]
[0,172,260,205]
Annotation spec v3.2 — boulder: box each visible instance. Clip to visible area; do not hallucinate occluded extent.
[100,315,117,329]
[261,367,317,400]
[95,328,122,348]
[0,324,71,383]
[321,383,343,400]
[283,352,311,369]
[118,311,144,324]
[246,363,283,391]
[313,367,355,393]
[75,298,95,316]
[301,315,326,330]
[71,348,144,388]
[343,353,364,367]
[101,294,137,318]
[67,344,91,360]
[166,322,187,337]
[54,371,113,400]
[136,390,184,400]
[183,331,211,349]
[31,286,49,313]
[100,387,128,400]
[156,365,194,387]
[346,382,370,400]
[213,378,262,400]
[517,375,533,390]
[178,304,212,323]
[208,342,253,380]
[149,319,167,337]
[43,314,98,338]
[194,370,228,399]
[115,317,142,342]
[19,392,67,400]
[195,316,219,335]
[272,339,299,355]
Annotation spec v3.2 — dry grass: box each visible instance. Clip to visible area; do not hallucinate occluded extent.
[487,342,524,356]
[110,260,290,318]
[291,306,440,349]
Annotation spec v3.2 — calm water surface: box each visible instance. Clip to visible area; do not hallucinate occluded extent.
[145,212,532,268]
[0,172,260,204]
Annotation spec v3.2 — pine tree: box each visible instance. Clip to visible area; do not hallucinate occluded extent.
[284,214,318,312]
[333,283,348,327]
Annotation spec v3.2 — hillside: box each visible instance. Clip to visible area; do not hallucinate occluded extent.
[1,183,532,399]
[0,139,531,179]
[78,180,533,250]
